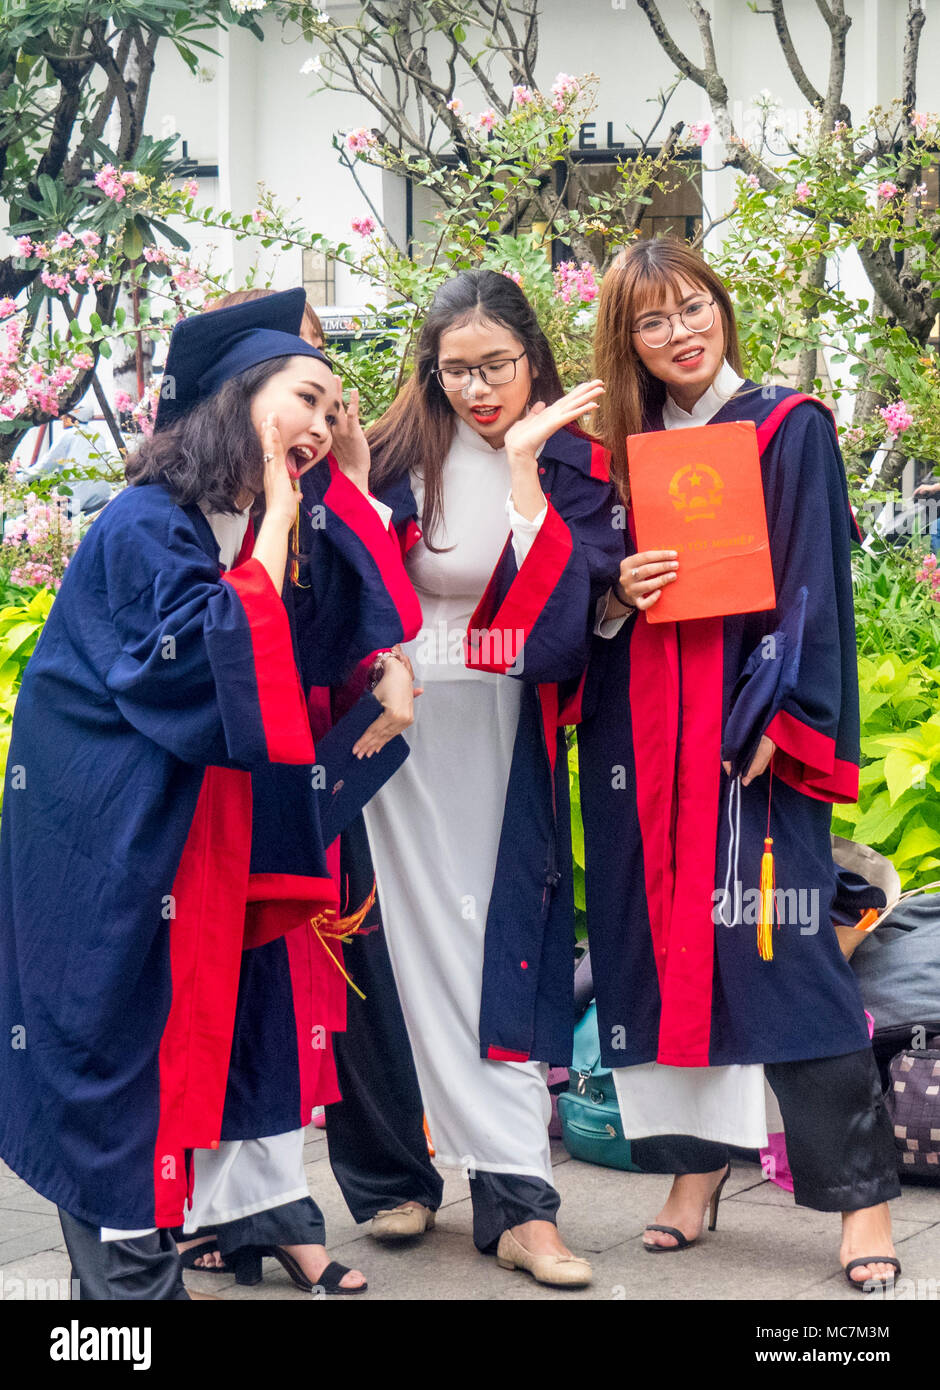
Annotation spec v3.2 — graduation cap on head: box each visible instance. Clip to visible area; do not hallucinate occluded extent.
[154,287,329,432]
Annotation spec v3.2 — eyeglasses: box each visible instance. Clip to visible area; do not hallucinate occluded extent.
[631,299,716,349]
[434,351,527,392]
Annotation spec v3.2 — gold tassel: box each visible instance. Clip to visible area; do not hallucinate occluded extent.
[309,882,378,1001]
[757,836,776,961]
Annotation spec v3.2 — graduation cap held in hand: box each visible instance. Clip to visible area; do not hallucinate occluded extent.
[154,287,328,432]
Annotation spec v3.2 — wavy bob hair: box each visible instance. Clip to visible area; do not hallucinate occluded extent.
[124,357,287,513]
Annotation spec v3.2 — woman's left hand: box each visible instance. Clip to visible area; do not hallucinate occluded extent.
[722,736,776,787]
[329,376,371,493]
[503,379,606,467]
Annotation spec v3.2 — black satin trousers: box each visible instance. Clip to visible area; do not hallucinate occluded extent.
[629,1046,901,1212]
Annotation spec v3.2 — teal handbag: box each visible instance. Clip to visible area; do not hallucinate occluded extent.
[556,1003,642,1172]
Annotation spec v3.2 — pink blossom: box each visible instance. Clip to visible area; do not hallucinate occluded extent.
[551,73,579,101]
[795,180,811,202]
[351,215,377,236]
[475,109,497,132]
[877,180,899,199]
[94,164,126,202]
[345,127,378,155]
[142,245,169,264]
[184,180,199,198]
[553,260,598,306]
[40,269,71,295]
[911,111,929,133]
[54,231,75,250]
[13,235,34,257]
[0,297,16,317]
[251,208,268,222]
[172,267,202,290]
[512,85,535,108]
[114,390,133,412]
[688,121,711,146]
[71,352,94,370]
[502,270,523,287]
[121,170,139,187]
[79,230,101,250]
[33,243,49,260]
[880,400,914,437]
[73,265,90,285]
[446,98,463,114]
[745,173,761,190]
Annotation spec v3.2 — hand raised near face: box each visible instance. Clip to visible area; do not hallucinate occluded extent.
[502,379,605,466]
[328,376,371,493]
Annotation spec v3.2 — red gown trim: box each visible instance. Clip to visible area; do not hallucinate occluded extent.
[244,872,338,950]
[223,559,316,764]
[487,1045,530,1062]
[465,502,574,674]
[323,455,423,640]
[152,765,252,1225]
[765,709,859,803]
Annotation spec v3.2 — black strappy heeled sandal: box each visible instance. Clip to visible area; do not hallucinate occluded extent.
[842,1256,901,1291]
[230,1245,368,1294]
[642,1163,731,1253]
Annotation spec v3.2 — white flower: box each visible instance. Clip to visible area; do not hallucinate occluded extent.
[300,55,323,75]
[230,0,266,12]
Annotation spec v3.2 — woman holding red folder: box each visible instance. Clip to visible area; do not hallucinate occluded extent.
[578,239,900,1289]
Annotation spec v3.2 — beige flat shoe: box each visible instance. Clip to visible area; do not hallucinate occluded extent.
[495,1229,592,1288]
[370,1203,436,1241]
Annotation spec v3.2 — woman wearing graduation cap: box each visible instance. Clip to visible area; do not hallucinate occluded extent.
[0,289,415,1299]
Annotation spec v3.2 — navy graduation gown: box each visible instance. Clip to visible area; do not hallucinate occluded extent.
[0,483,364,1229]
[377,425,623,1065]
[577,386,871,1070]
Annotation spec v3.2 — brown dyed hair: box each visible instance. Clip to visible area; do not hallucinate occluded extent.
[593,239,745,500]
[210,287,326,348]
[367,269,564,551]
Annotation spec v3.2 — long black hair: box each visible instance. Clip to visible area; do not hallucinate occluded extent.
[125,358,287,512]
[368,269,564,549]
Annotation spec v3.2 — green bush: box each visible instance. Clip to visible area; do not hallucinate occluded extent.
[0,587,54,799]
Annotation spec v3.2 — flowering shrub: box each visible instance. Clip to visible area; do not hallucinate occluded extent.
[2,493,75,591]
[916,553,940,603]
[553,261,598,306]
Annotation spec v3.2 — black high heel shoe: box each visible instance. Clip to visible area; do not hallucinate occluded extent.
[230,1244,368,1294]
[642,1163,732,1253]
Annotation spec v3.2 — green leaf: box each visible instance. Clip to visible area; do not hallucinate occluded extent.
[122,224,144,261]
[893,821,940,866]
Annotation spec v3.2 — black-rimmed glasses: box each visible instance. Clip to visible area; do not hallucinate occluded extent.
[434,350,527,392]
[632,299,716,349]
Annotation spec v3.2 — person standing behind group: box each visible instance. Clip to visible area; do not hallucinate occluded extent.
[361,269,623,1288]
[577,238,900,1290]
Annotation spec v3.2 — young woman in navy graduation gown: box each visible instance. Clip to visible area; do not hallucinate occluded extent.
[361,270,623,1287]
[0,291,414,1298]
[578,239,900,1288]
[188,289,444,1260]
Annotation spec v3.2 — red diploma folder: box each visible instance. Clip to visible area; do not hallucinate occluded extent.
[626,420,776,624]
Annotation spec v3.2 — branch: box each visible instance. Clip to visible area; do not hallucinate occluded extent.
[902,0,925,113]
[766,3,823,110]
[635,0,709,87]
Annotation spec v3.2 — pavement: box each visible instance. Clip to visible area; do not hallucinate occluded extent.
[2,1126,939,1302]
